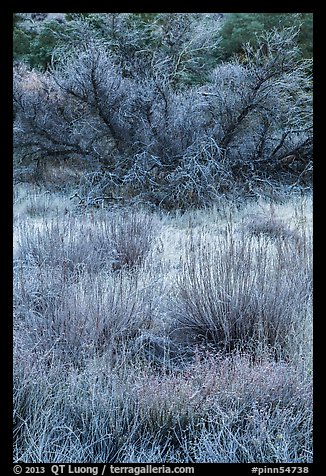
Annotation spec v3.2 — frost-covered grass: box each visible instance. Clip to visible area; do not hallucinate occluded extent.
[13,185,313,463]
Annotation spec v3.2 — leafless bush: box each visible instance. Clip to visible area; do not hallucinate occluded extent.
[198,27,312,172]
[13,25,312,208]
[55,13,222,85]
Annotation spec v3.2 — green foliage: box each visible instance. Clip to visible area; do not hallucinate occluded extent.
[133,13,158,22]
[297,13,313,58]
[13,13,313,75]
[64,13,91,21]
[29,21,66,70]
[13,13,24,28]
[219,13,313,60]
[13,27,32,58]
[13,13,221,86]
[13,19,66,70]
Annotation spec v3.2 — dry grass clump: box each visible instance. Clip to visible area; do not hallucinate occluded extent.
[14,264,162,368]
[109,209,157,270]
[171,223,312,360]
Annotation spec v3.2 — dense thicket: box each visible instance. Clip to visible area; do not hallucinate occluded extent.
[13,14,313,208]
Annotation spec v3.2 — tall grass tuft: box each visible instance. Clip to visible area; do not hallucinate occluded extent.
[171,224,312,359]
[109,209,157,271]
[14,264,161,368]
